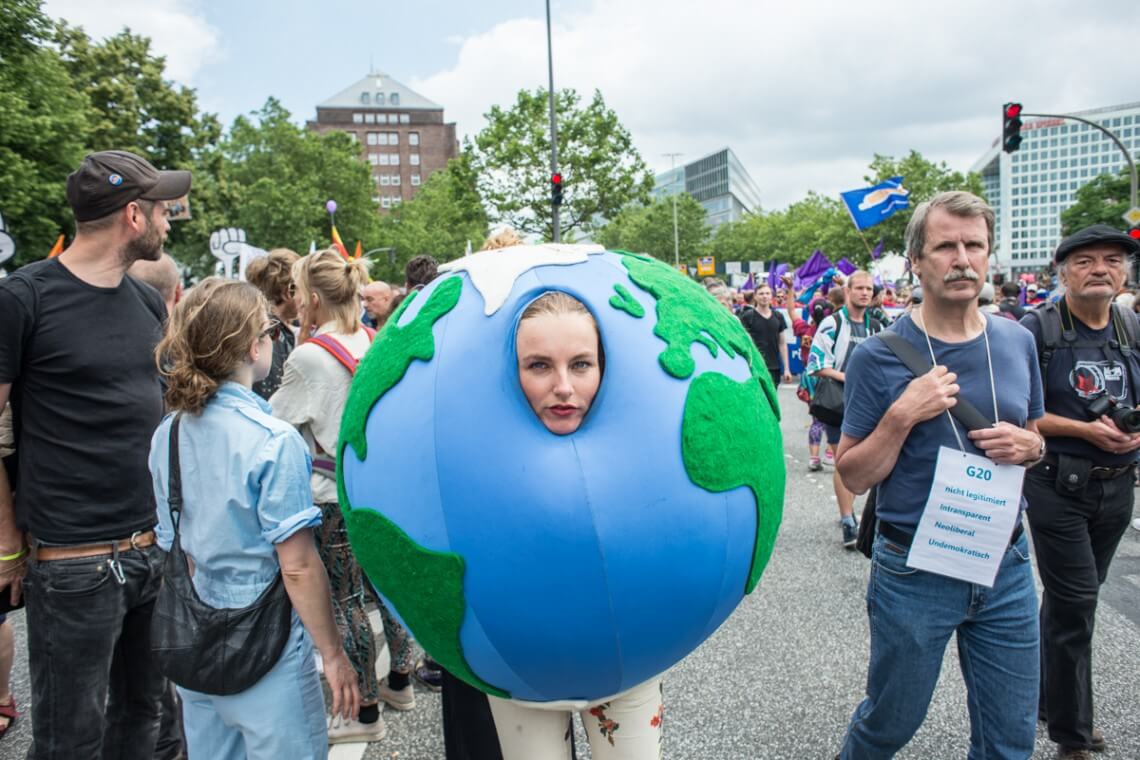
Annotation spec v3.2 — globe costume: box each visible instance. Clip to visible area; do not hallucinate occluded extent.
[337,246,785,749]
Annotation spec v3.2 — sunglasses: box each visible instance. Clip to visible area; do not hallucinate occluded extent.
[260,322,282,342]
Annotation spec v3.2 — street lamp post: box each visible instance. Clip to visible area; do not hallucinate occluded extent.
[664,153,683,266]
[545,0,561,243]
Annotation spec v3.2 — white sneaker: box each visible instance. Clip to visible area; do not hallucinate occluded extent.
[327,713,386,745]
[1131,517,1140,532]
[377,679,415,711]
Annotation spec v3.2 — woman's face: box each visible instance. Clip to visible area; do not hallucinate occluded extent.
[516,312,601,436]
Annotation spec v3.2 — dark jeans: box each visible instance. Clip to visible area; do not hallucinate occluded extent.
[1024,461,1133,749]
[442,668,503,760]
[24,543,165,760]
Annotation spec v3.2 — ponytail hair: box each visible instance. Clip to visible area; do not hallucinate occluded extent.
[157,278,268,414]
[293,248,370,334]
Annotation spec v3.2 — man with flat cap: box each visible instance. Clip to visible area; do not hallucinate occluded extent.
[1019,224,1140,759]
[0,151,190,758]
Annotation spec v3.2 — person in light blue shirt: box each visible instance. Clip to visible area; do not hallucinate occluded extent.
[148,278,359,760]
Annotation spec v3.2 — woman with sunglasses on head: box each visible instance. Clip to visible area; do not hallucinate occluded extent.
[270,249,406,745]
[148,278,359,759]
[245,248,300,399]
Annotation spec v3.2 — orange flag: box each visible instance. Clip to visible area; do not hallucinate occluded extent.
[48,234,65,258]
[330,225,350,260]
[353,240,362,260]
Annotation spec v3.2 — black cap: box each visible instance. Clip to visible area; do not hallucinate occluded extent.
[1053,224,1140,264]
[66,151,192,222]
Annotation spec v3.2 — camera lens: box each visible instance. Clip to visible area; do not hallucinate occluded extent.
[1114,407,1140,435]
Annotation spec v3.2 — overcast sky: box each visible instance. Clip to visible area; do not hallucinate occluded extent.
[43,0,1140,210]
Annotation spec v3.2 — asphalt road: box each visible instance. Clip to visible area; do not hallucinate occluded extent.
[3,384,1139,759]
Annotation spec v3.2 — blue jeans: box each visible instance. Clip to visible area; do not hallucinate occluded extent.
[840,531,1039,759]
[24,543,165,760]
[178,617,327,760]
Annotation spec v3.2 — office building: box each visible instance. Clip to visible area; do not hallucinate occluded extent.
[971,101,1140,274]
[308,71,459,212]
[653,148,762,229]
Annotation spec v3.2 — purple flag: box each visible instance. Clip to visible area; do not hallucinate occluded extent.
[836,257,857,276]
[871,240,884,259]
[742,272,755,290]
[766,262,788,292]
[794,250,831,290]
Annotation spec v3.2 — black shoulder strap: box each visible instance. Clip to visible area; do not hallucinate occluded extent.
[167,414,183,533]
[1111,303,1138,356]
[1033,301,1064,378]
[877,331,993,432]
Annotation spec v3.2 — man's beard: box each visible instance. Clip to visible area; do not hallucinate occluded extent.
[120,218,164,266]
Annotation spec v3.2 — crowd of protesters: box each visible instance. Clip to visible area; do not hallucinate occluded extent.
[1,150,1139,760]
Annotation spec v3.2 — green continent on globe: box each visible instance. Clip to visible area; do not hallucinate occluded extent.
[608,283,645,318]
[334,276,506,696]
[615,251,778,417]
[343,508,509,698]
[681,371,784,594]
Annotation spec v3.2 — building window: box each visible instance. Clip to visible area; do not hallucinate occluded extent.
[360,93,370,105]
[400,114,410,124]
[353,113,363,124]
[366,132,377,146]
[380,175,390,186]
[368,154,379,165]
[377,133,389,146]
[365,113,375,124]
[389,132,399,145]
[392,175,401,186]
[391,154,400,166]
[410,154,420,166]
[411,174,421,186]
[378,154,389,166]
[409,132,420,146]
[381,197,391,209]
[376,93,385,106]
[390,93,400,106]
[347,132,357,142]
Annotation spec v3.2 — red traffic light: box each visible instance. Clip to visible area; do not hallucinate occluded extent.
[1005,103,1022,119]
[551,173,562,185]
[1129,228,1140,240]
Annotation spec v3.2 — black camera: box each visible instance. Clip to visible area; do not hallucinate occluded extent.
[1087,396,1140,434]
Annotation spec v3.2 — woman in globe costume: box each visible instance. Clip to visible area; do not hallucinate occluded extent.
[482,290,665,760]
[147,278,358,758]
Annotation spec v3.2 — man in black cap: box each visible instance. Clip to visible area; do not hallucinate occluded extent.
[1019,223,1140,760]
[0,150,190,758]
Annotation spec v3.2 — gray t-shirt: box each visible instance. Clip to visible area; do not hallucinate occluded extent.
[842,313,1044,529]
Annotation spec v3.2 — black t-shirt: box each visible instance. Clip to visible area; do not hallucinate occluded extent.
[740,307,787,371]
[0,259,166,543]
[1021,307,1140,466]
[998,297,1025,321]
[252,316,296,400]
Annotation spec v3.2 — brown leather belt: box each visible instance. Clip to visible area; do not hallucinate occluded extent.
[33,530,157,562]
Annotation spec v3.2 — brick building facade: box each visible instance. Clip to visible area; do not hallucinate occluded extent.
[307,72,458,212]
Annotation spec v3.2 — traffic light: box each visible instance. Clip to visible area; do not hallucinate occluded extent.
[551,172,564,206]
[1129,228,1140,241]
[1002,102,1023,153]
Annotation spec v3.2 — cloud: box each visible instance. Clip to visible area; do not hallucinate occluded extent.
[411,0,1140,209]
[43,0,221,82]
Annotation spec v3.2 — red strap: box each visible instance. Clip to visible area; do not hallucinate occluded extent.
[308,334,360,375]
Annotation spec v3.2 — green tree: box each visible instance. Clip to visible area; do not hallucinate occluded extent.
[708,193,865,268]
[1059,168,1134,236]
[468,88,652,241]
[597,193,708,264]
[370,154,489,283]
[0,0,90,269]
[54,23,221,171]
[862,150,985,255]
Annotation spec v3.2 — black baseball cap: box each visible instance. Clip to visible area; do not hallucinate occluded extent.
[1053,224,1140,264]
[66,151,192,222]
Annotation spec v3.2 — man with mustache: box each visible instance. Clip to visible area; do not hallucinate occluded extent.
[834,191,1045,759]
[1019,225,1140,759]
[0,151,189,758]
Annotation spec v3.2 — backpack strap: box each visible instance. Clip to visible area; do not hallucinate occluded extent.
[1033,301,1064,378]
[1111,303,1138,357]
[307,329,375,376]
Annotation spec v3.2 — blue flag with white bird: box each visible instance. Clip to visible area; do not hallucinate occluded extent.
[840,177,909,231]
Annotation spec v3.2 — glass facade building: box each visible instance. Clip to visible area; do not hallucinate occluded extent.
[971,102,1140,274]
[652,148,762,229]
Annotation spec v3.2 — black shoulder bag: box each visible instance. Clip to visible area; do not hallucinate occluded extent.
[808,312,849,427]
[854,331,993,558]
[149,414,294,695]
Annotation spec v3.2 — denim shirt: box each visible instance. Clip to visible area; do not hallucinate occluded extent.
[149,382,321,608]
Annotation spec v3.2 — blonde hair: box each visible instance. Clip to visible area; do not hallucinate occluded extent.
[157,278,267,414]
[481,228,523,251]
[246,248,299,306]
[519,291,604,372]
[292,248,370,334]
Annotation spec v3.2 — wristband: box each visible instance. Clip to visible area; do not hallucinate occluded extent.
[0,547,27,562]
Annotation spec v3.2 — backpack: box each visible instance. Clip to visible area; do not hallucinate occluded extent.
[1030,300,1139,378]
[305,327,376,478]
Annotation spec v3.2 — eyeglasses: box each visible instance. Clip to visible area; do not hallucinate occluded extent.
[260,323,281,342]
